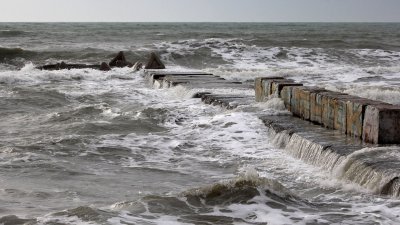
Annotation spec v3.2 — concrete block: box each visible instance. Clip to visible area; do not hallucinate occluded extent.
[345,98,381,138]
[271,81,302,97]
[292,87,326,120]
[320,92,348,129]
[262,79,274,98]
[255,77,285,102]
[333,96,362,134]
[291,86,306,117]
[255,77,265,102]
[310,92,323,124]
[362,104,400,144]
[299,88,311,120]
[147,72,212,85]
[281,86,293,110]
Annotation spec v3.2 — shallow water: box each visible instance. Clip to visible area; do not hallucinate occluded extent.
[0,23,400,224]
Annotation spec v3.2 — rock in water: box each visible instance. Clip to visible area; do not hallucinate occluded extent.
[145,52,165,69]
[60,61,67,69]
[109,51,128,67]
[100,62,111,71]
[38,63,60,70]
[132,61,143,71]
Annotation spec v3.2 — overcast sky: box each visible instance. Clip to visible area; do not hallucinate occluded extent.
[1,0,399,22]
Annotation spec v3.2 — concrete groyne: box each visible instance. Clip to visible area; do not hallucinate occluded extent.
[255,77,400,145]
[144,69,400,197]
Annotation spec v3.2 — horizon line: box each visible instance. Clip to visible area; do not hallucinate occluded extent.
[1,21,400,23]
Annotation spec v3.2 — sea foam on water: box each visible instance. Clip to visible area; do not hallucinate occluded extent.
[1,22,400,224]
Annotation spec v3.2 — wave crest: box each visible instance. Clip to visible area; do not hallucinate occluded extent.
[182,170,295,205]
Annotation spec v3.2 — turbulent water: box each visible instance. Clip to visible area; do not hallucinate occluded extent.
[1,23,400,224]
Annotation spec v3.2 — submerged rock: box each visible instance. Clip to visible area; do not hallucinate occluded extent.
[37,62,100,70]
[0,215,36,225]
[60,61,67,69]
[99,62,111,71]
[145,52,165,69]
[37,63,60,70]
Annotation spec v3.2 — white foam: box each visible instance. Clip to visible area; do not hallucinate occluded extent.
[109,211,193,225]
[344,86,400,105]
[156,39,400,98]
[37,215,97,225]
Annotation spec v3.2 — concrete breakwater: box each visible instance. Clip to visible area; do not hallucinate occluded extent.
[255,77,400,144]
[144,69,400,197]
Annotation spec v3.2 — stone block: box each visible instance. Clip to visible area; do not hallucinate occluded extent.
[255,77,285,102]
[281,86,293,110]
[345,98,381,138]
[362,104,400,144]
[291,86,306,117]
[299,88,311,120]
[292,87,326,120]
[310,92,324,124]
[320,92,348,129]
[271,81,302,97]
[255,77,265,102]
[333,96,362,134]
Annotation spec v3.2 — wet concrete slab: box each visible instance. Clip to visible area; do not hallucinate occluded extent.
[146,71,251,89]
[196,93,255,109]
[363,104,400,144]
[144,70,213,84]
[259,115,366,155]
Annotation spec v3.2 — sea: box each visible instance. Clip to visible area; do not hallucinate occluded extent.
[1,22,400,225]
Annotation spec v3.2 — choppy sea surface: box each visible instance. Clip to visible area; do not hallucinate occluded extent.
[1,23,400,225]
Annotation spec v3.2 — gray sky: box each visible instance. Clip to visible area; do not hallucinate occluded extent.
[1,0,399,22]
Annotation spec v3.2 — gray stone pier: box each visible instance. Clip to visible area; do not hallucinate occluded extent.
[255,77,400,144]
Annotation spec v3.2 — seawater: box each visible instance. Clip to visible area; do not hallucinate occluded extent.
[1,23,400,225]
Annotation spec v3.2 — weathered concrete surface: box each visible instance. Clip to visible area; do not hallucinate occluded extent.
[178,81,250,90]
[346,98,382,138]
[37,62,101,70]
[255,76,400,145]
[291,86,308,118]
[255,77,285,102]
[333,95,363,134]
[281,86,294,111]
[199,94,255,109]
[163,78,233,88]
[255,77,266,102]
[320,92,349,129]
[271,80,302,98]
[310,91,324,124]
[152,73,250,90]
[259,115,365,150]
[145,71,213,85]
[296,87,326,121]
[363,104,400,144]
